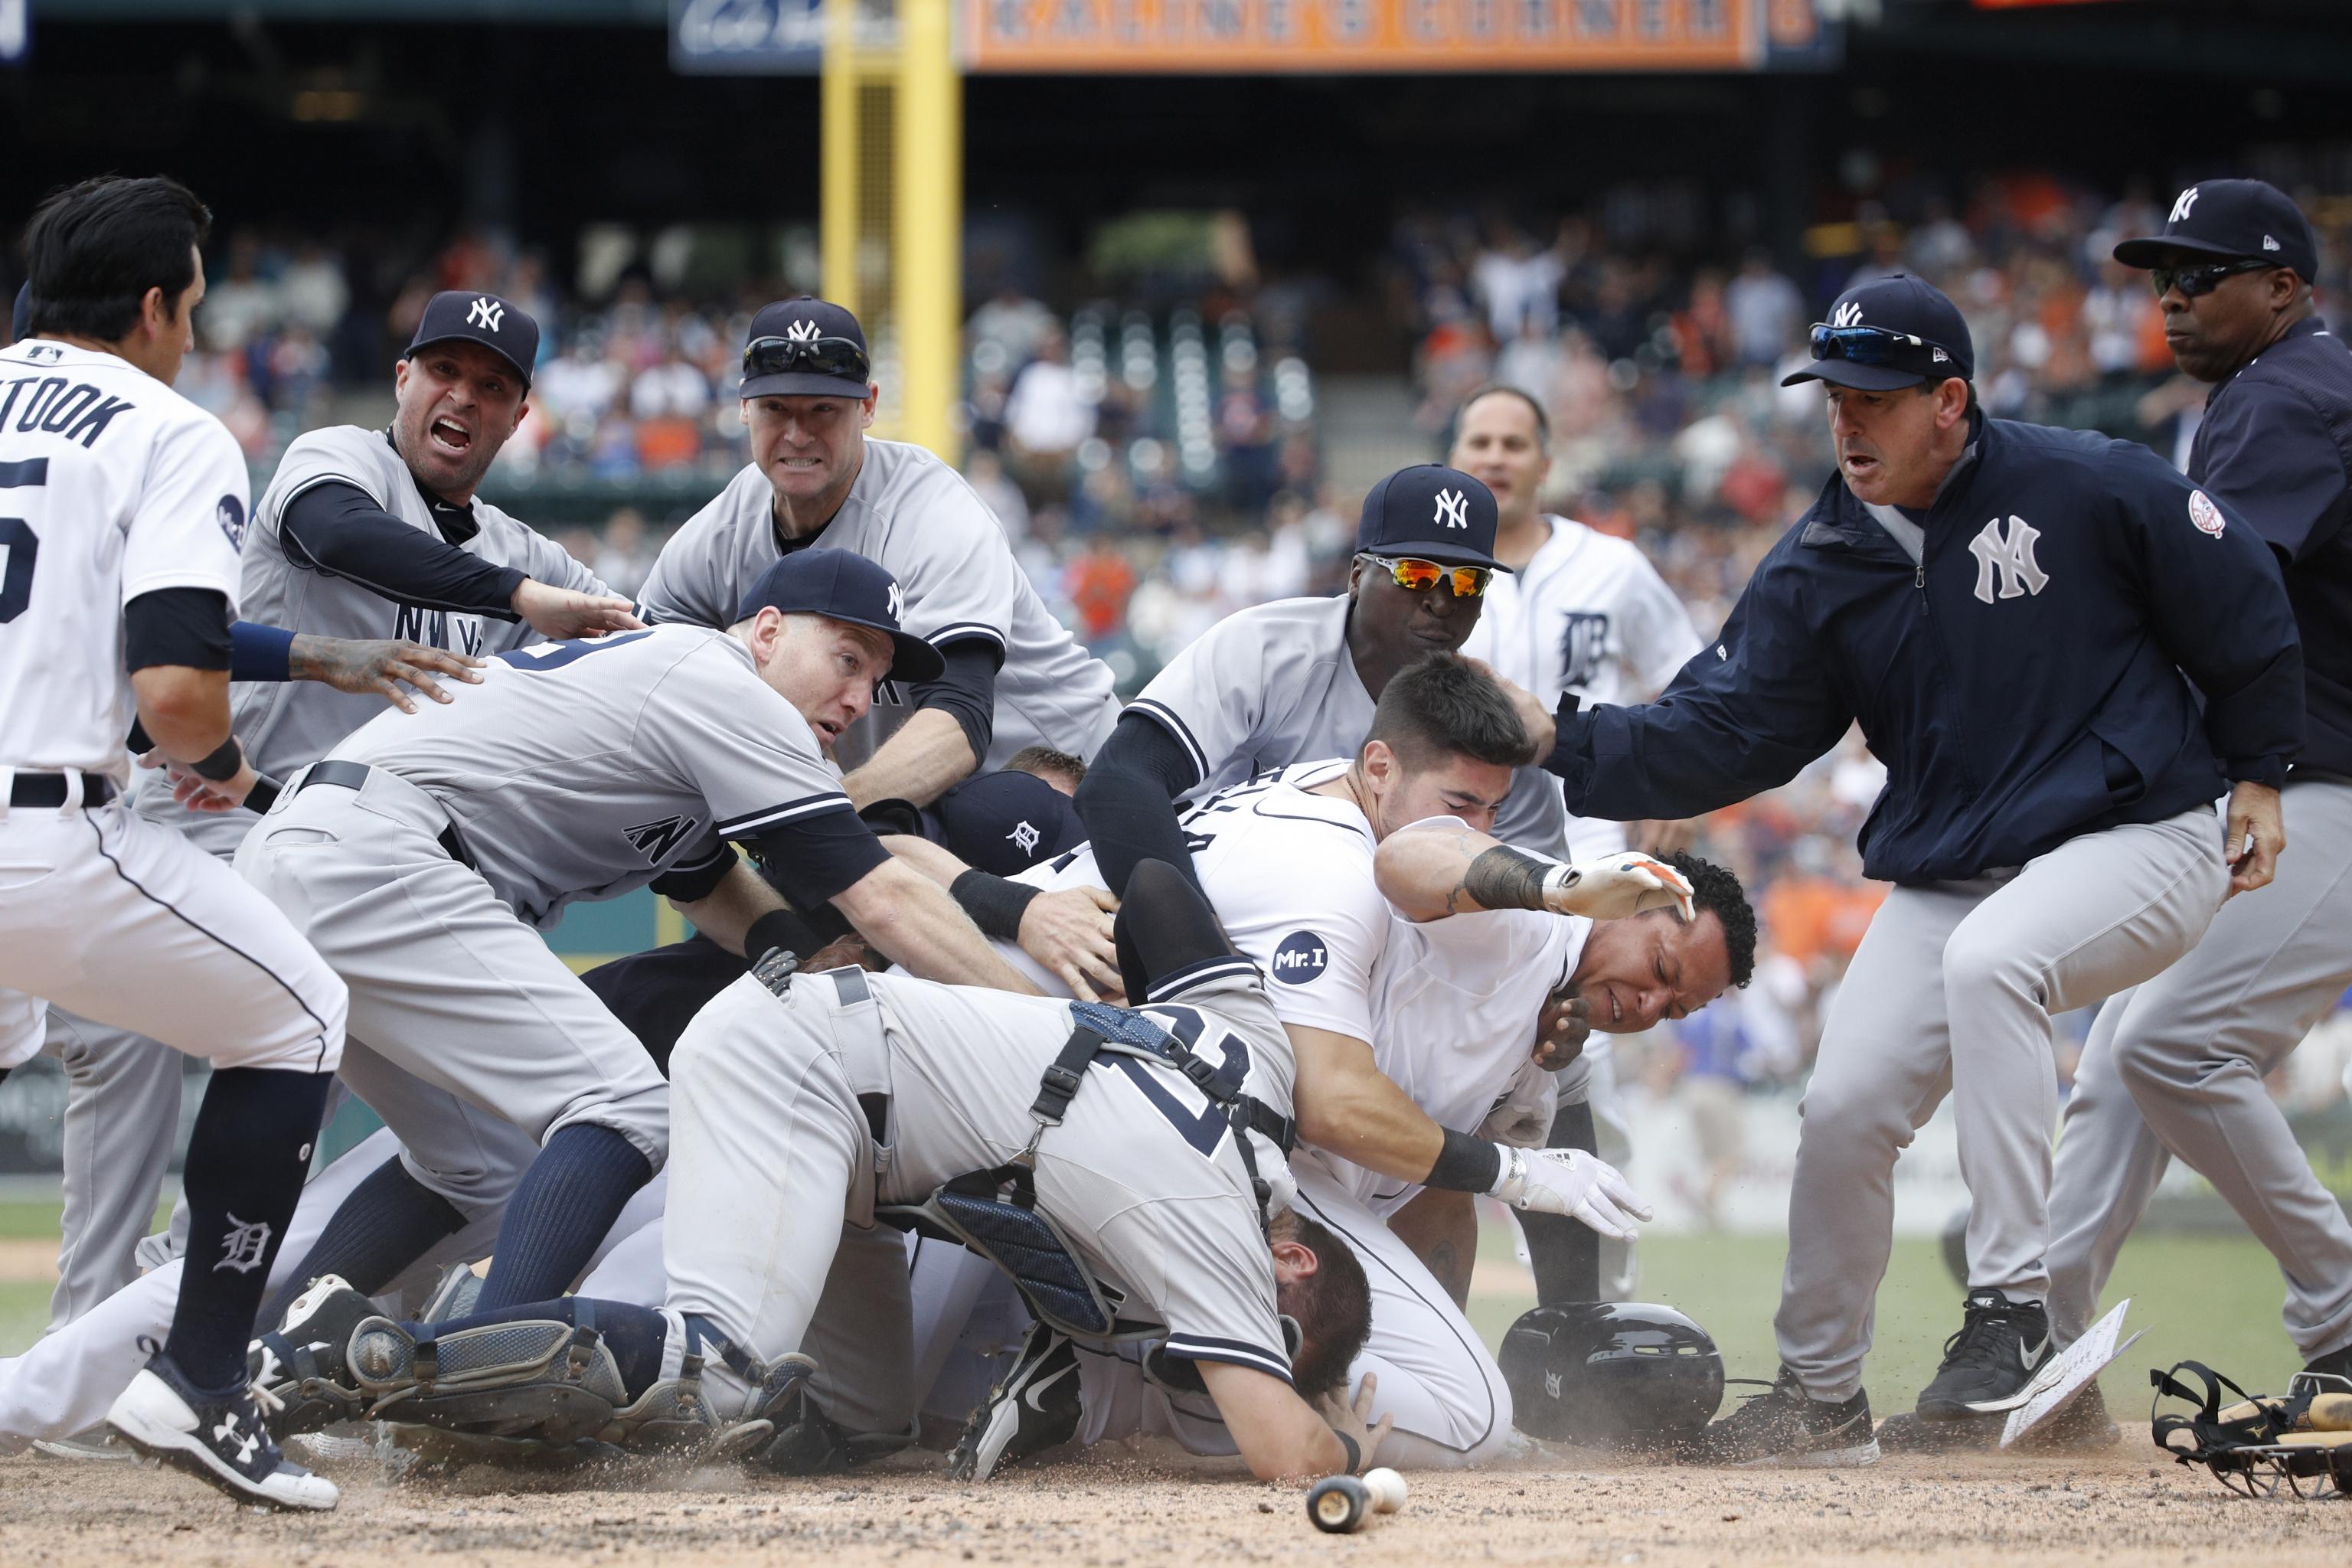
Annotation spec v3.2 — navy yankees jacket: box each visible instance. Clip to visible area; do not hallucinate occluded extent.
[1543,414,2304,884]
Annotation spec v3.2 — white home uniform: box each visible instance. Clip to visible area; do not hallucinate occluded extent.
[1463,516,1702,1300]
[234,624,854,1216]
[637,439,1118,769]
[0,339,347,1235]
[1130,594,1567,854]
[1463,514,1705,860]
[40,422,615,1330]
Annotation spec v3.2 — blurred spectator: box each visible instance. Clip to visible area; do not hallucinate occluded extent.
[593,508,658,597]
[1004,325,1096,497]
[968,283,1057,371]
[965,448,1032,542]
[1726,247,1806,368]
[1471,220,1564,341]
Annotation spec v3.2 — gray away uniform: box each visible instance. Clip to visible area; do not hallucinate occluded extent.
[41,423,612,1328]
[637,439,1118,770]
[235,625,863,1210]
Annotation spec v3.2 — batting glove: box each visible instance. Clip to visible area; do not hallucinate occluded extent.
[1489,1146,1654,1240]
[1541,853,1695,923]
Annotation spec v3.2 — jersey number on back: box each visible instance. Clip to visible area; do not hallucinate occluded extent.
[495,629,656,670]
[0,459,47,624]
[1103,1004,1252,1159]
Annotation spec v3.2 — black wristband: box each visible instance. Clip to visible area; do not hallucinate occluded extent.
[743,909,808,965]
[1334,1429,1362,1475]
[949,868,1041,941]
[1424,1127,1504,1194]
[190,737,245,782]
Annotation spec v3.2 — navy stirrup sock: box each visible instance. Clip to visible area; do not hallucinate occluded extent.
[475,1124,652,1312]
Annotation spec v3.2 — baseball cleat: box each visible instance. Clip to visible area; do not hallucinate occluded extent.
[1916,1291,2053,1419]
[348,1315,627,1444]
[2301,1341,2352,1394]
[417,1262,487,1326]
[248,1276,377,1436]
[597,1377,717,1454]
[105,1347,339,1511]
[948,1321,1081,1481]
[708,1352,834,1472]
[1687,1367,1878,1468]
[30,1427,132,1462]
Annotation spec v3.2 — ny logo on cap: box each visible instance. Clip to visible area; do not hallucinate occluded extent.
[1832,300,1865,328]
[467,296,505,332]
[786,318,822,343]
[2171,186,2200,224]
[886,583,904,620]
[1433,488,1469,530]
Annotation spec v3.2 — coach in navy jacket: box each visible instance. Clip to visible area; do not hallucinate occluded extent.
[1525,273,2302,1462]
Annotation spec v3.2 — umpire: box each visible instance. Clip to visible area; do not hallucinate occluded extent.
[2047,181,2352,1393]
[1529,272,2304,1463]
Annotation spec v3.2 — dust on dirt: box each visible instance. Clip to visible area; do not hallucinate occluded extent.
[2,1431,2341,1568]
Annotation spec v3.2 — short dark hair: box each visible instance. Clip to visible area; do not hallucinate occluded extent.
[23,175,211,341]
[1365,651,1535,771]
[1667,851,1756,988]
[1459,382,1551,443]
[1006,745,1086,788]
[1273,1210,1372,1400]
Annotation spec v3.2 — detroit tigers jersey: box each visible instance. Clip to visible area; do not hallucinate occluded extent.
[220,424,612,785]
[1315,899,1589,1218]
[1129,595,1569,854]
[636,439,1117,769]
[0,341,245,781]
[1014,760,1389,1047]
[325,625,846,928]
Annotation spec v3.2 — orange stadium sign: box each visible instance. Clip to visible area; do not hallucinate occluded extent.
[965,0,1770,74]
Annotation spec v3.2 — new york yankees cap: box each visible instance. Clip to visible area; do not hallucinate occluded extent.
[741,296,872,399]
[1782,273,1975,391]
[1357,463,1505,570]
[2112,178,2318,280]
[735,546,945,683]
[403,290,539,387]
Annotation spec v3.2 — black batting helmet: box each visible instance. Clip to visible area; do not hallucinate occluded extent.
[1501,1302,1726,1447]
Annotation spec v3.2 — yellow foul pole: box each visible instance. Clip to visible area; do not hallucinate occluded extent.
[893,0,960,462]
[820,0,860,315]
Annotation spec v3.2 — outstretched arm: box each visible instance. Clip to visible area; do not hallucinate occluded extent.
[1373,821,1693,923]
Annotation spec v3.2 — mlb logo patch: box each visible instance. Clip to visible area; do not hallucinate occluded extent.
[2188,490,2225,537]
[1269,930,1329,985]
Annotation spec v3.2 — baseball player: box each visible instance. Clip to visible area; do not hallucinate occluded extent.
[261,863,1394,1483]
[2043,182,2352,1394]
[0,175,348,1508]
[1534,272,2303,1464]
[37,286,631,1361]
[590,296,1123,1042]
[1452,382,1710,1305]
[234,548,1039,1327]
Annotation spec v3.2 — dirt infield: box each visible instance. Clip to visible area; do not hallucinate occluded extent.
[3,1433,2342,1568]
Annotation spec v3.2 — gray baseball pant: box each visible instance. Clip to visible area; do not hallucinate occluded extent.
[2047,778,2352,1363]
[39,1012,182,1331]
[1776,807,2225,1403]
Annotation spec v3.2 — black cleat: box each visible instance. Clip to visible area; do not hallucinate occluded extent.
[2301,1341,2352,1394]
[106,1344,338,1510]
[1916,1291,2053,1420]
[1687,1366,1877,1468]
[949,1322,1082,1481]
[248,1276,377,1436]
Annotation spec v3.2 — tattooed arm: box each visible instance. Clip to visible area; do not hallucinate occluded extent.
[1374,821,1694,925]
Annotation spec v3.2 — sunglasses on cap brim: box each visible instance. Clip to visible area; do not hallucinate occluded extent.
[743,334,872,385]
[1807,323,1952,377]
[2148,259,2281,300]
[1357,554,1492,599]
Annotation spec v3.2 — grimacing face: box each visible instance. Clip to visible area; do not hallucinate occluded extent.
[744,611,893,754]
[1569,907,1733,1034]
[394,339,529,500]
[1357,741,1514,840]
[745,390,877,520]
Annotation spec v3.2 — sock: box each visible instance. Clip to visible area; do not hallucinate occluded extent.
[258,1155,468,1329]
[1113,858,1240,999]
[416,1298,673,1402]
[475,1124,652,1311]
[163,1067,334,1392]
[1520,1098,1602,1305]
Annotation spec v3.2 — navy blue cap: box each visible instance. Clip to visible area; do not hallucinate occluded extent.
[1782,273,1975,391]
[742,297,871,399]
[2113,179,2318,281]
[404,290,539,387]
[1356,464,1504,570]
[10,283,28,341]
[864,769,1084,876]
[734,547,944,683]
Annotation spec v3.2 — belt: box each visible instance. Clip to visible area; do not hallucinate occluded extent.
[8,771,118,808]
[296,760,475,870]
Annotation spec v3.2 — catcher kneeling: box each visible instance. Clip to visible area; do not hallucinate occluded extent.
[260,861,1384,1481]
